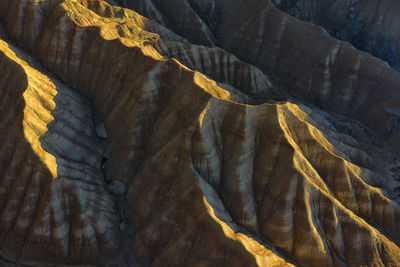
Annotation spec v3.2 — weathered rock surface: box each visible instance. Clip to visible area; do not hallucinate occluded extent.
[120,0,400,154]
[95,122,108,139]
[272,0,400,71]
[107,179,126,196]
[0,26,121,265]
[0,0,399,266]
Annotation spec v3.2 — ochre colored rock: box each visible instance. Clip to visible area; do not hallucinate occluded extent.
[121,0,400,153]
[0,0,399,266]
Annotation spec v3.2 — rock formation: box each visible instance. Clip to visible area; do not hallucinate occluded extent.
[0,0,399,266]
[117,0,400,155]
[272,0,400,71]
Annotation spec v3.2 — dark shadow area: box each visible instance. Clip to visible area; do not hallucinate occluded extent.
[272,0,400,72]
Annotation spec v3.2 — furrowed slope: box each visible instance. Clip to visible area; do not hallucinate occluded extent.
[0,29,121,265]
[271,0,400,71]
[0,0,399,266]
[120,0,400,155]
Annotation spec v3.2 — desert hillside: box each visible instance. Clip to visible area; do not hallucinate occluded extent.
[0,0,399,266]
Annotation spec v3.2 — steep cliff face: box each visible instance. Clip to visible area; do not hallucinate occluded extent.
[0,0,399,266]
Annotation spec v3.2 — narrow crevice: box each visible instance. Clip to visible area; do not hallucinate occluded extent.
[91,110,134,266]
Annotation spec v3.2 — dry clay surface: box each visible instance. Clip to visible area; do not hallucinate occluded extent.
[0,0,399,266]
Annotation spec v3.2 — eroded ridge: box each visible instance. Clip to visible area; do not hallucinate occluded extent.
[118,0,400,154]
[0,0,399,266]
[272,0,400,71]
[0,30,120,265]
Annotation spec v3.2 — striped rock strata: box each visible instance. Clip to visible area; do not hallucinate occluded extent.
[0,0,399,266]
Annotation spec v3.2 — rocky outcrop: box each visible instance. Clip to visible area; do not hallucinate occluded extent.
[0,0,399,266]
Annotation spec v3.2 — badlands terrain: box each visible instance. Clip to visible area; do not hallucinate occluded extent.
[0,0,399,266]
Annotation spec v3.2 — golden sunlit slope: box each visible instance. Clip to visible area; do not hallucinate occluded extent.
[0,30,121,265]
[121,0,400,154]
[0,39,57,178]
[0,0,399,266]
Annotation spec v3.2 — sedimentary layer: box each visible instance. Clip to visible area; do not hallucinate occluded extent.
[0,0,399,266]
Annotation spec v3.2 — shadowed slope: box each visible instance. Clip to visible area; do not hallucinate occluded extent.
[120,0,400,154]
[0,30,121,265]
[0,0,399,266]
[272,0,400,71]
